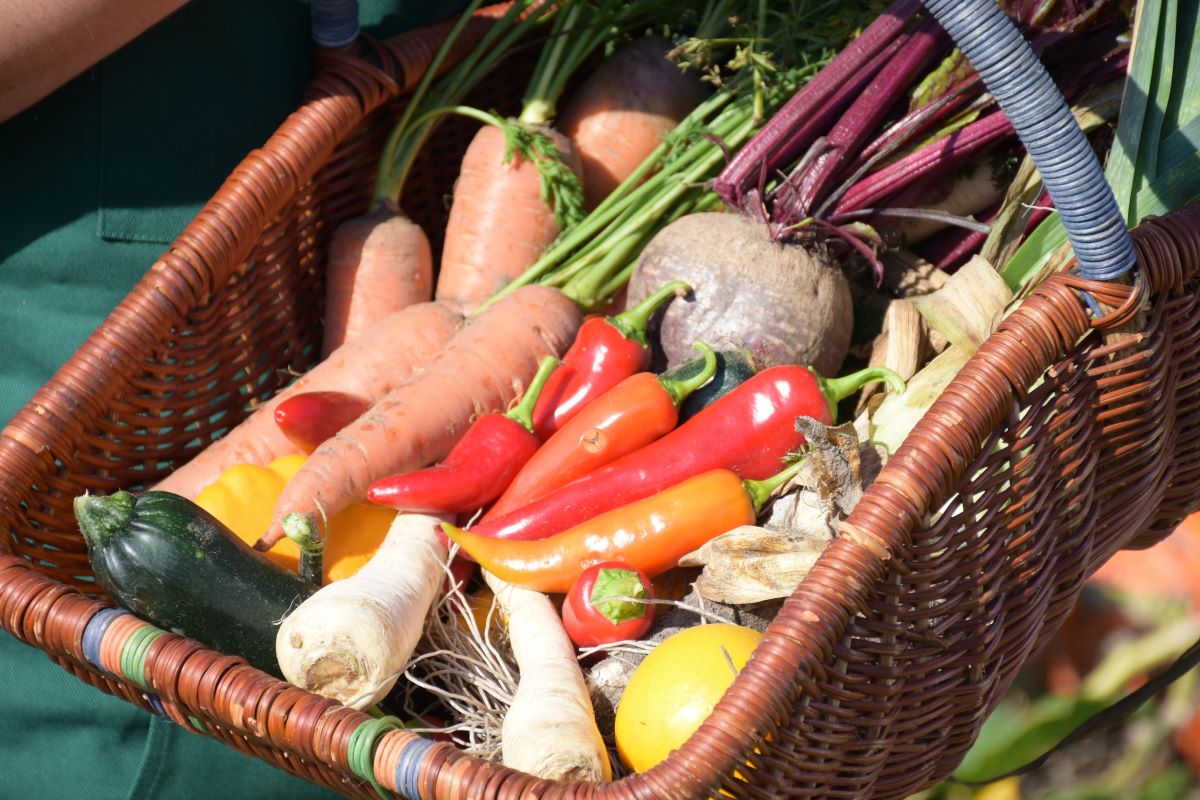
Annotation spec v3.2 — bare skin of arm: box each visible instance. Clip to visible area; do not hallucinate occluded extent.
[0,0,188,124]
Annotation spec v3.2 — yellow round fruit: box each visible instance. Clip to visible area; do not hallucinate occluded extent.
[614,623,762,773]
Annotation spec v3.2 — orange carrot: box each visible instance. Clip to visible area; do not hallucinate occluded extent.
[435,123,583,315]
[559,36,709,209]
[256,284,582,550]
[154,301,462,499]
[321,203,433,357]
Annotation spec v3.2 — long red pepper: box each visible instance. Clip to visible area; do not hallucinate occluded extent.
[365,356,559,513]
[531,281,689,441]
[470,364,904,545]
[273,391,372,453]
[444,459,806,594]
[484,343,717,521]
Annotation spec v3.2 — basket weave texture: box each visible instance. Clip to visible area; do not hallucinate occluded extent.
[2,8,1199,799]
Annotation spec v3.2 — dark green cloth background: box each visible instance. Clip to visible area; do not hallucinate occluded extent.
[0,1,461,796]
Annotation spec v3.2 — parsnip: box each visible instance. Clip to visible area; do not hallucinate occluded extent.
[482,569,612,782]
[275,512,445,709]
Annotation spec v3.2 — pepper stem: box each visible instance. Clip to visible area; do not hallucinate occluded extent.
[743,458,808,513]
[606,281,691,346]
[506,356,561,434]
[816,365,906,422]
[282,512,325,586]
[658,342,717,407]
[74,491,136,549]
[590,568,650,624]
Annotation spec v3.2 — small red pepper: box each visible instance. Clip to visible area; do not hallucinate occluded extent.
[484,343,717,521]
[365,356,560,514]
[274,391,372,453]
[443,460,804,594]
[471,364,905,545]
[562,562,656,648]
[531,281,690,441]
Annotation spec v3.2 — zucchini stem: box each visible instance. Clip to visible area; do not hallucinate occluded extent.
[282,512,326,587]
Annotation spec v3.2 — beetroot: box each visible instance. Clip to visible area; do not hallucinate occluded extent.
[626,212,853,375]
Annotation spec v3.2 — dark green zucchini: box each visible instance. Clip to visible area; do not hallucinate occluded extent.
[75,490,317,678]
[663,348,761,423]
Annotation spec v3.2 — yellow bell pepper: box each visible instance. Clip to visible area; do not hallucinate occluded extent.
[195,455,394,582]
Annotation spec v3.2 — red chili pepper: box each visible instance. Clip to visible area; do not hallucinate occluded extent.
[484,343,717,521]
[471,364,904,544]
[274,391,372,453]
[562,562,656,648]
[443,461,804,594]
[531,281,689,441]
[365,356,560,514]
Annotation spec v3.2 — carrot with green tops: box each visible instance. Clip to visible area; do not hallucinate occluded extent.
[445,459,804,593]
[326,0,554,337]
[436,119,583,314]
[318,0,515,356]
[255,284,581,550]
[154,301,462,500]
[435,2,677,314]
[485,342,716,520]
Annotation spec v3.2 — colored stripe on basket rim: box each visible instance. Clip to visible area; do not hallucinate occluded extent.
[120,623,166,690]
[81,607,130,672]
[394,736,436,800]
[349,716,410,799]
[82,607,202,730]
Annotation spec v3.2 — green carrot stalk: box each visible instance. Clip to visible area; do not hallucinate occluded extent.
[373,0,556,207]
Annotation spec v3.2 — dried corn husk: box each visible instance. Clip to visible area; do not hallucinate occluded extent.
[857,298,931,413]
[914,255,1012,353]
[682,420,867,604]
[881,249,950,297]
[862,345,974,457]
[679,526,830,604]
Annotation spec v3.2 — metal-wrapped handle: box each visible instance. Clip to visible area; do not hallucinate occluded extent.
[311,0,360,48]
[921,0,1135,282]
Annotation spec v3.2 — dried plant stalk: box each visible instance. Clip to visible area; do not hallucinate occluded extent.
[915,254,1012,353]
[858,298,930,413]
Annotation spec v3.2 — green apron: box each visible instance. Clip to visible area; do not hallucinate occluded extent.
[0,1,462,796]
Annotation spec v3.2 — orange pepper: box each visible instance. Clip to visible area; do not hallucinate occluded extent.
[195,455,394,582]
[484,345,716,520]
[443,460,803,594]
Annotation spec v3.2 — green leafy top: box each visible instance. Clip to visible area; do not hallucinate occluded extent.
[1003,1,1200,290]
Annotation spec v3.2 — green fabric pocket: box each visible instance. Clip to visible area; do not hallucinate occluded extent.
[98,1,313,244]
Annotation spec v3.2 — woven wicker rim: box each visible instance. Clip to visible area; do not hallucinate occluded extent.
[2,6,1198,799]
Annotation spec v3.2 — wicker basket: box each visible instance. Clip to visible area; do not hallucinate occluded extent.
[3,6,1198,799]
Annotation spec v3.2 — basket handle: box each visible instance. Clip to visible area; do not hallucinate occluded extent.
[311,0,360,48]
[920,0,1135,283]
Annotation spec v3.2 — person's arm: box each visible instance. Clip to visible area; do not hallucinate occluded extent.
[0,0,188,123]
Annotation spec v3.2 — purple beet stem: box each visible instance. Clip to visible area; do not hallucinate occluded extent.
[712,0,922,210]
[784,16,949,221]
[919,200,1003,270]
[853,72,982,170]
[833,109,1015,214]
[767,33,912,223]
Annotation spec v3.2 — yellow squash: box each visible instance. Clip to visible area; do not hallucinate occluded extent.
[614,623,763,773]
[196,455,394,582]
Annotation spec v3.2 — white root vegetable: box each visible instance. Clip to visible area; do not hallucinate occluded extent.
[275,512,446,709]
[482,569,612,783]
